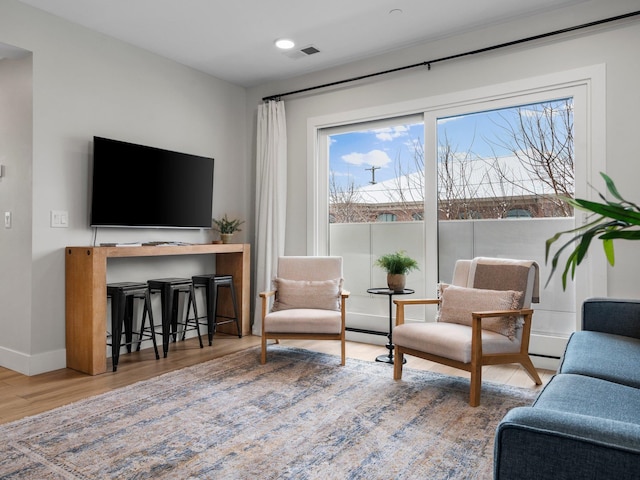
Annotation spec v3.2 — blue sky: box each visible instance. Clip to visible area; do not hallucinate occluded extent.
[329,98,573,191]
[328,112,508,190]
[329,123,424,189]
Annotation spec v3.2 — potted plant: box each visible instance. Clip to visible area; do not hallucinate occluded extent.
[546,172,640,288]
[374,250,419,292]
[212,214,245,244]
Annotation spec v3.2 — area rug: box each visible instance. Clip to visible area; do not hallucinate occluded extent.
[0,346,538,479]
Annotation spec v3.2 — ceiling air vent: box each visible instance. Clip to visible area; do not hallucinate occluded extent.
[301,46,320,55]
[283,45,321,60]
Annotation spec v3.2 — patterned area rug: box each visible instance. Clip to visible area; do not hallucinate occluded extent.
[0,346,537,479]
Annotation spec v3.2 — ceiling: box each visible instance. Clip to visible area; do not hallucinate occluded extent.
[14,0,595,87]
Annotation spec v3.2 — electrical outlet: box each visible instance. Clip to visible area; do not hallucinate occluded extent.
[4,211,11,228]
[51,210,69,228]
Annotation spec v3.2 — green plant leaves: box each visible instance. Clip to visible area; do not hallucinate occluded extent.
[374,251,419,275]
[545,172,640,289]
[212,214,244,234]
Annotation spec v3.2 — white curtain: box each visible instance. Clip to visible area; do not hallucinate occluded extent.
[253,100,287,335]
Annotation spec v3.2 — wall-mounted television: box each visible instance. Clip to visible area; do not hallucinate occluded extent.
[90,136,214,229]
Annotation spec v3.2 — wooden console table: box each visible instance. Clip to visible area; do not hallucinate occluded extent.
[65,243,251,375]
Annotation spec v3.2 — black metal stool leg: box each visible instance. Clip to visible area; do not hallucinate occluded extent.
[226,282,241,338]
[158,285,171,358]
[111,290,126,372]
[143,291,160,360]
[124,295,134,353]
[187,285,203,348]
[137,297,147,352]
[206,277,218,346]
[171,288,181,343]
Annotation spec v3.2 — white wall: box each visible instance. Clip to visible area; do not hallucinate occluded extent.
[0,1,250,374]
[247,1,640,300]
[0,54,33,357]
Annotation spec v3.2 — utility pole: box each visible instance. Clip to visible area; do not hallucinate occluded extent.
[365,166,380,184]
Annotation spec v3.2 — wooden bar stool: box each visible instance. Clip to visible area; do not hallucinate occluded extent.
[192,274,241,346]
[106,281,159,372]
[147,277,203,357]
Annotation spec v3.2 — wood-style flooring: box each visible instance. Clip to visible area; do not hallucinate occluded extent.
[0,335,554,425]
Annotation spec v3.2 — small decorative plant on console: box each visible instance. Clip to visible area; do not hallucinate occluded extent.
[546,172,640,288]
[212,214,245,244]
[375,250,419,292]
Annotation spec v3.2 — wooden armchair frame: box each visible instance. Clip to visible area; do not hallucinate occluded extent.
[260,288,350,365]
[393,297,542,407]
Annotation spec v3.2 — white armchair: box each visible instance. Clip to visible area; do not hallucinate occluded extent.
[260,256,349,365]
[393,257,543,406]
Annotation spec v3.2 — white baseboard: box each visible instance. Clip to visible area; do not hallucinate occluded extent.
[0,346,67,376]
[530,354,559,371]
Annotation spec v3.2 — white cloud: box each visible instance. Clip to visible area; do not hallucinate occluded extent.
[372,126,409,141]
[342,149,392,167]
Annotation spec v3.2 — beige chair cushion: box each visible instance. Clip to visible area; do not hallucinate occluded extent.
[437,284,523,340]
[394,322,520,364]
[264,309,342,334]
[271,277,343,312]
[278,256,343,281]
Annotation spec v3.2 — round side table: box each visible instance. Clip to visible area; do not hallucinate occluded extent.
[367,287,414,364]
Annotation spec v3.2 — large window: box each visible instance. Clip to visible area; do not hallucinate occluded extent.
[310,67,606,364]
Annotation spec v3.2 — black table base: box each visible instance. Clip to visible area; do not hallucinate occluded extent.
[366,287,414,365]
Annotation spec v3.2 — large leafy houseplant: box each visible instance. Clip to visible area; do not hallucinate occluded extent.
[545,172,640,288]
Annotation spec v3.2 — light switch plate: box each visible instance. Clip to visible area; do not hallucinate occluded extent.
[51,210,69,228]
[4,211,10,228]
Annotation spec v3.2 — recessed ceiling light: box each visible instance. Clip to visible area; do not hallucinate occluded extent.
[275,39,295,50]
[389,8,403,15]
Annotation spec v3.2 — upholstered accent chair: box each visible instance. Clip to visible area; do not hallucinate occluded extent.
[393,257,542,406]
[260,256,349,365]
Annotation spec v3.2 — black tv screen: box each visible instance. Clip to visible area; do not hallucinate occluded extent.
[90,136,214,229]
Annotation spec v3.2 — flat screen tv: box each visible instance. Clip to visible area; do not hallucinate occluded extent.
[90,136,214,229]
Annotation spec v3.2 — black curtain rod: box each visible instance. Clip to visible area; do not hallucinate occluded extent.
[262,10,640,102]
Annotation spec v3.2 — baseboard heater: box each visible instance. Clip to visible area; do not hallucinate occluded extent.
[531,353,561,360]
[346,327,387,336]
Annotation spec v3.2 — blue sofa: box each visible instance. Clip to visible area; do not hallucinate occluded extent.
[494,298,640,479]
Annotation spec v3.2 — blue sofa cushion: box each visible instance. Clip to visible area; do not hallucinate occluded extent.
[534,373,640,424]
[559,330,640,389]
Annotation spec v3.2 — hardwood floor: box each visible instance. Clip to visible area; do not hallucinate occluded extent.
[0,335,554,425]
